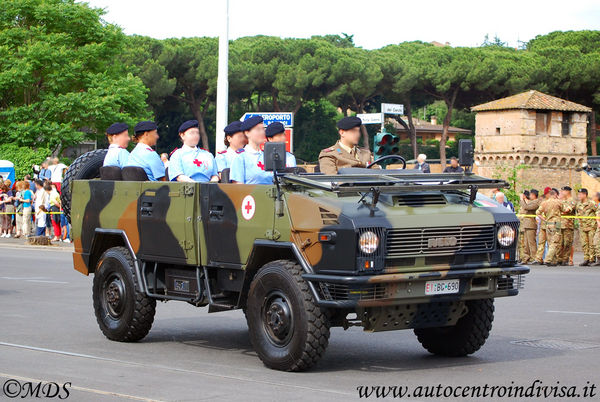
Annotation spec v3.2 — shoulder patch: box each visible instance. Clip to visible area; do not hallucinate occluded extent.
[322,147,335,153]
[218,150,227,154]
[236,149,245,154]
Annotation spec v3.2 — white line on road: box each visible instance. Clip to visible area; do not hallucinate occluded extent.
[0,342,353,397]
[1,277,46,280]
[0,372,163,401]
[26,280,69,284]
[546,310,600,315]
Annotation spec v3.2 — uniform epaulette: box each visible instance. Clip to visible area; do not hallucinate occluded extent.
[169,147,179,157]
[236,149,245,154]
[322,147,335,153]
[200,148,208,151]
[145,146,153,152]
[218,150,227,154]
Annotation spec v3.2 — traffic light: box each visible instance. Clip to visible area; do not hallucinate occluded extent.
[374,131,399,157]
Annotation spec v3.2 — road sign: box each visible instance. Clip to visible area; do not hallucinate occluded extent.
[357,113,383,124]
[241,112,293,127]
[381,103,404,115]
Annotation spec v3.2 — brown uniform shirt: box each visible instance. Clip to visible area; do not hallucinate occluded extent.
[520,198,541,230]
[576,200,597,231]
[318,141,373,175]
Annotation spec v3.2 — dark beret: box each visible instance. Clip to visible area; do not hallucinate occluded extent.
[240,116,263,131]
[224,121,243,135]
[578,188,588,194]
[134,121,158,134]
[561,186,572,191]
[266,122,285,137]
[336,116,362,130]
[106,122,128,135]
[178,119,199,133]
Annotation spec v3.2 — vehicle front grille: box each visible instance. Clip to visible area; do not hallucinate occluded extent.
[497,274,525,291]
[386,225,495,258]
[319,282,386,301]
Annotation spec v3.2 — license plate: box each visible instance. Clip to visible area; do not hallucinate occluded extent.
[424,279,460,295]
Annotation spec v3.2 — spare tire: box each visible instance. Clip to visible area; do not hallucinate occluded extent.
[61,149,107,223]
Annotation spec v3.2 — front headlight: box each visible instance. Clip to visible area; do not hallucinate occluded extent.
[497,225,515,247]
[359,231,380,254]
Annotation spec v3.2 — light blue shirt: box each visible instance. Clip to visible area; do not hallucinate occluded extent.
[168,145,217,182]
[230,146,274,184]
[285,152,297,168]
[103,144,130,168]
[215,147,240,173]
[125,142,165,181]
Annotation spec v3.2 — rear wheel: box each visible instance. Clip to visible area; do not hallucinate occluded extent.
[60,149,107,223]
[92,246,156,342]
[246,260,330,371]
[414,298,494,356]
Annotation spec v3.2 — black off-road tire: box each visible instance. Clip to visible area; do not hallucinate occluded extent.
[246,260,330,371]
[60,149,107,223]
[414,298,494,357]
[92,246,156,342]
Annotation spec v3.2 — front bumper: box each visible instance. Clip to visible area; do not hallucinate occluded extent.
[303,265,530,308]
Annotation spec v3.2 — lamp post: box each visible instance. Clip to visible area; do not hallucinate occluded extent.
[215,0,229,152]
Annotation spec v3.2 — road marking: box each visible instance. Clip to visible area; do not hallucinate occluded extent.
[0,342,353,396]
[0,372,162,401]
[546,310,600,315]
[1,277,47,280]
[26,280,69,284]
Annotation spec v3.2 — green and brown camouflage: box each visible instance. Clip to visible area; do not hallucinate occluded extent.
[71,169,528,333]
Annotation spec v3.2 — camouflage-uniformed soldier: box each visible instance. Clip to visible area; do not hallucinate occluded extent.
[593,192,600,266]
[518,190,540,263]
[558,186,576,265]
[534,187,552,264]
[318,116,373,175]
[536,188,562,266]
[576,188,597,266]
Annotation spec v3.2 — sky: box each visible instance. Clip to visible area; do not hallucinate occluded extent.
[83,0,600,49]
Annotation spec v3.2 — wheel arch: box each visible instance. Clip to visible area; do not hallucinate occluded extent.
[89,229,139,278]
[238,241,320,309]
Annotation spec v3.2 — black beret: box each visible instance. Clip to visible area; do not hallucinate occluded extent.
[578,188,588,194]
[224,121,243,135]
[266,122,285,137]
[134,121,158,134]
[561,186,572,191]
[336,116,362,130]
[178,119,199,133]
[240,116,263,131]
[106,122,128,135]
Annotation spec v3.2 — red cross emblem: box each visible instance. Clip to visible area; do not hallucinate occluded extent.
[257,161,265,170]
[193,159,202,167]
[241,195,256,220]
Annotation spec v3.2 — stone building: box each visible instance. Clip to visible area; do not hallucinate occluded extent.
[471,90,591,190]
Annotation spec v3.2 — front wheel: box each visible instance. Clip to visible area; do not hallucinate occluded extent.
[92,246,156,342]
[414,298,494,356]
[246,260,330,371]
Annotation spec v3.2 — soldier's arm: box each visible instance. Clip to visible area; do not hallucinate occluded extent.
[318,153,338,175]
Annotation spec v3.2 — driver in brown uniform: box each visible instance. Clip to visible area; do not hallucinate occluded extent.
[318,116,373,175]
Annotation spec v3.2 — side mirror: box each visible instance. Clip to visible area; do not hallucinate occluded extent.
[264,142,286,172]
[458,139,474,167]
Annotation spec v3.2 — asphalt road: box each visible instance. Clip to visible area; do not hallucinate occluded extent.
[1,242,599,401]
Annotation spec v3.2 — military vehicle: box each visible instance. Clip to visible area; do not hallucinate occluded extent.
[62,144,528,372]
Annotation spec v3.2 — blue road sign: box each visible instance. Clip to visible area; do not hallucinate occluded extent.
[241,112,293,127]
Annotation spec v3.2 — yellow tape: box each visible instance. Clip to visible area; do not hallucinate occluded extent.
[516,214,598,219]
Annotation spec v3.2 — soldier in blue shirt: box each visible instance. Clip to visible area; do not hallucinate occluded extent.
[215,121,247,174]
[265,122,296,167]
[230,116,274,185]
[169,120,219,182]
[103,122,130,168]
[124,121,166,181]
